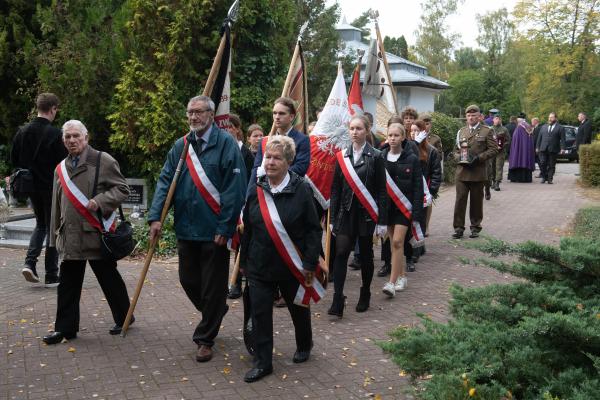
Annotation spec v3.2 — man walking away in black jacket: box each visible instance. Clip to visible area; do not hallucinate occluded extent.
[11,93,68,286]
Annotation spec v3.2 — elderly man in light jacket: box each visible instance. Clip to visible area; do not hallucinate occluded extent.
[44,120,131,345]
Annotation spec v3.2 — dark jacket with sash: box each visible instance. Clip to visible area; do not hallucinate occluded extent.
[330,142,388,234]
[383,148,424,222]
[240,172,322,282]
[148,124,247,241]
[49,146,129,260]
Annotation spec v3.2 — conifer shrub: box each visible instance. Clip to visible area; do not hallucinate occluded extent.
[579,142,600,187]
[380,209,600,399]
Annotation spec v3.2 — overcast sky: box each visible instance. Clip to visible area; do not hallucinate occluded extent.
[326,0,519,49]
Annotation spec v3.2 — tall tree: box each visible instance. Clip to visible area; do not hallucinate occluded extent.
[513,0,600,120]
[34,0,128,151]
[296,0,342,117]
[350,9,372,44]
[414,0,462,80]
[384,35,409,59]
[0,0,44,144]
[230,0,296,128]
[108,0,229,177]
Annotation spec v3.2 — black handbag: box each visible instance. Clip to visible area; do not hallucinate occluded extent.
[92,151,136,261]
[9,126,47,200]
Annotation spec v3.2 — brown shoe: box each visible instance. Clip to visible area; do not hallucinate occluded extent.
[196,345,213,362]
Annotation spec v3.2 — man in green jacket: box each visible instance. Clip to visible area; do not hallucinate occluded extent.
[488,116,511,192]
[148,95,247,363]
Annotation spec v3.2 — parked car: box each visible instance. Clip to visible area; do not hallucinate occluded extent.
[557,125,578,162]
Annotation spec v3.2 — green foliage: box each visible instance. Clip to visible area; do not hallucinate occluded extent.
[573,206,600,238]
[350,9,372,44]
[414,0,460,81]
[132,212,177,257]
[579,142,600,186]
[384,35,409,59]
[429,111,461,155]
[380,210,600,399]
[33,0,129,152]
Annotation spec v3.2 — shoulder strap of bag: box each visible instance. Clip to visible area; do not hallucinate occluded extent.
[92,151,127,231]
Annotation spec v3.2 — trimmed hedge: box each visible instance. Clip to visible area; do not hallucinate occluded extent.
[430,112,462,184]
[579,142,600,186]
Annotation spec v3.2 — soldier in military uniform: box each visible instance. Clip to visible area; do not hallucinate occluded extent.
[452,105,499,239]
[488,116,510,192]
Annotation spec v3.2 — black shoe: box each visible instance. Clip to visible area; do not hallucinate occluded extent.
[376,263,391,277]
[109,316,135,335]
[485,187,491,200]
[406,260,416,272]
[547,180,553,184]
[540,179,546,184]
[22,265,40,283]
[355,287,370,313]
[228,283,242,299]
[494,182,501,191]
[43,331,77,345]
[244,367,273,383]
[349,257,361,270]
[452,230,464,239]
[328,293,346,317]
[44,275,59,288]
[293,345,312,363]
[469,231,480,238]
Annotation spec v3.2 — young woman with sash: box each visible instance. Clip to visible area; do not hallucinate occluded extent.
[240,135,323,383]
[381,123,424,297]
[328,115,387,317]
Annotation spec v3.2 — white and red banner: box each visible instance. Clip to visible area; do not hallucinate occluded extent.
[385,170,425,247]
[336,149,379,223]
[56,160,116,232]
[183,136,221,215]
[306,67,351,209]
[257,186,326,306]
[348,60,363,116]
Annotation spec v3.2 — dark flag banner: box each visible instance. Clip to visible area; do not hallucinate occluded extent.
[211,24,232,130]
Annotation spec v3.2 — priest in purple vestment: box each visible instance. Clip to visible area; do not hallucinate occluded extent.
[508,119,535,183]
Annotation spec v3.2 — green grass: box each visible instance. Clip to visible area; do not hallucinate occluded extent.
[573,206,600,240]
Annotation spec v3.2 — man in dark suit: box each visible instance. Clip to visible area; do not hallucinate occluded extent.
[536,112,565,184]
[576,112,593,149]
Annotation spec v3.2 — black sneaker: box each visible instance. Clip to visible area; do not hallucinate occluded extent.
[22,265,40,283]
[406,259,416,272]
[45,275,60,288]
[376,263,391,277]
[228,283,242,299]
[348,256,361,270]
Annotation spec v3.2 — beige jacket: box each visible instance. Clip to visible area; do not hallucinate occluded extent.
[49,146,129,260]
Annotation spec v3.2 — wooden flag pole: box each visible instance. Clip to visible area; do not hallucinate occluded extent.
[121,6,237,337]
[372,13,399,115]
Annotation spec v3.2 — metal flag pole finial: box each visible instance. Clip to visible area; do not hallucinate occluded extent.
[368,9,379,22]
[297,21,309,42]
[227,0,240,23]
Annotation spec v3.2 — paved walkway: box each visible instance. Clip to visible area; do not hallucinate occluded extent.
[1,162,591,400]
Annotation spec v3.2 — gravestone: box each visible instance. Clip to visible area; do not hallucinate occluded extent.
[124,178,148,210]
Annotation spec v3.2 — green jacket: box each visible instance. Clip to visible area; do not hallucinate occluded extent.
[148,124,247,241]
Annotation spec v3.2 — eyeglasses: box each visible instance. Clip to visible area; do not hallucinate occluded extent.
[186,109,211,117]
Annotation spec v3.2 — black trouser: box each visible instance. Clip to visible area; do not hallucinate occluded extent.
[55,259,130,333]
[248,277,312,369]
[539,151,558,181]
[178,240,229,347]
[333,235,374,295]
[25,191,58,276]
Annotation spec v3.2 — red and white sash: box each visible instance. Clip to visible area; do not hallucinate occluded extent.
[423,176,432,207]
[184,136,221,214]
[336,149,378,223]
[385,170,425,247]
[257,186,326,307]
[56,160,116,232]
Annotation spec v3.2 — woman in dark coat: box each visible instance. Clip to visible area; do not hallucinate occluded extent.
[240,135,322,383]
[381,123,423,297]
[328,115,387,317]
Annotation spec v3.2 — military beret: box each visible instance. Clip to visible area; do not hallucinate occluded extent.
[465,104,480,114]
